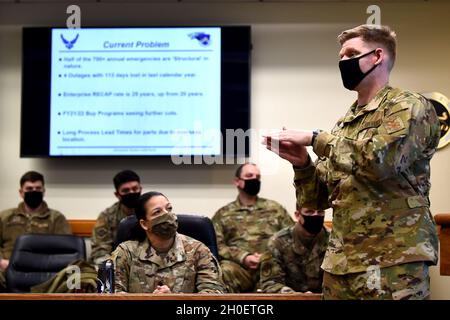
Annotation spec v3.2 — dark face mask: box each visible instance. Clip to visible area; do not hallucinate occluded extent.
[24,191,43,209]
[302,215,324,235]
[120,192,141,209]
[339,49,378,90]
[149,212,178,240]
[241,178,261,196]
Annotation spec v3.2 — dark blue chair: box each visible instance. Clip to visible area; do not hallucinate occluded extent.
[6,234,86,293]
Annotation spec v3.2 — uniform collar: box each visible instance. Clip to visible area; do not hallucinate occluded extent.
[139,233,186,268]
[16,201,50,218]
[341,85,392,124]
[292,225,326,257]
[116,201,134,216]
[233,196,264,211]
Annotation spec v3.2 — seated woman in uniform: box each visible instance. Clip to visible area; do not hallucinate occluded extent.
[111,191,225,293]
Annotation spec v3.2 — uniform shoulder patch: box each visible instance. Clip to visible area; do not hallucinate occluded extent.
[260,259,273,278]
[384,117,405,134]
[95,227,108,238]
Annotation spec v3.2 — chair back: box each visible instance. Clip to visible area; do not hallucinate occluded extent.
[6,234,86,293]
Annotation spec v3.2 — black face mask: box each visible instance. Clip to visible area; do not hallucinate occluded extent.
[339,49,378,90]
[302,215,324,235]
[241,178,261,196]
[120,192,141,209]
[24,191,43,209]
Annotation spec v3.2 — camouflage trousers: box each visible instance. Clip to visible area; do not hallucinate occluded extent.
[323,262,430,300]
[220,260,259,293]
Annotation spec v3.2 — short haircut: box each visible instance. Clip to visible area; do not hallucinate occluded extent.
[20,171,44,187]
[113,170,140,191]
[234,162,257,179]
[338,24,397,71]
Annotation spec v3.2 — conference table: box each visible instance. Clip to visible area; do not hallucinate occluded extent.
[0,292,321,300]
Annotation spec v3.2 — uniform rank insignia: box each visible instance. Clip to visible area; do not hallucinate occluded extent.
[384,117,405,134]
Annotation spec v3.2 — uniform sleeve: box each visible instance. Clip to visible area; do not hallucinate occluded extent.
[90,211,113,265]
[194,244,226,293]
[111,244,130,293]
[313,97,440,182]
[259,239,294,293]
[212,212,250,265]
[294,96,439,211]
[53,212,72,235]
[294,159,331,211]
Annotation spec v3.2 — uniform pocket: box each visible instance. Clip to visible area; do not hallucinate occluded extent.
[356,127,379,140]
[4,220,28,242]
[30,220,50,233]
[176,263,196,293]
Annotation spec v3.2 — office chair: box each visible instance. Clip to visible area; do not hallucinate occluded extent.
[6,234,86,293]
[114,214,219,258]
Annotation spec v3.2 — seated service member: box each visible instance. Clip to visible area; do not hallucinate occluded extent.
[0,171,71,290]
[90,170,142,265]
[212,163,294,293]
[260,204,329,293]
[112,191,225,293]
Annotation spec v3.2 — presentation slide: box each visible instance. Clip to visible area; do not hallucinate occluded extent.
[49,27,221,156]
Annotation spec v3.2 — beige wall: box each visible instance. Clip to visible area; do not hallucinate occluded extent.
[0,1,449,298]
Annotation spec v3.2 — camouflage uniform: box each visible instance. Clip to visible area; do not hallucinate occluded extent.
[260,226,329,293]
[294,86,440,299]
[112,233,225,293]
[0,202,71,289]
[212,197,293,292]
[90,202,131,265]
[322,261,430,300]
